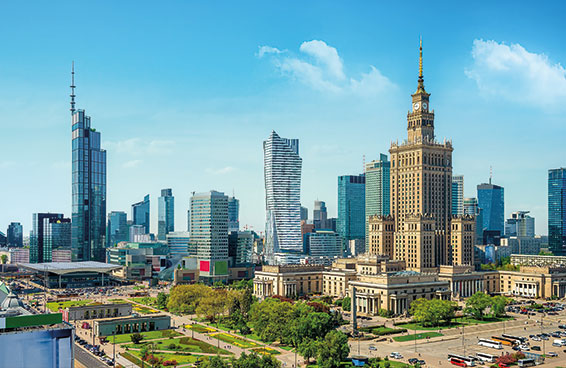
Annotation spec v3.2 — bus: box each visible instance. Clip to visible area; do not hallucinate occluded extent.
[450,358,467,367]
[447,354,476,366]
[502,334,527,344]
[478,338,503,350]
[476,352,496,363]
[517,359,536,367]
[491,336,517,346]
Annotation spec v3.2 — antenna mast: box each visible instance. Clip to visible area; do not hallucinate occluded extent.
[70,61,76,114]
[489,166,493,184]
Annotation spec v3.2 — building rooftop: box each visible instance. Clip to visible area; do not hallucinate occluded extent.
[18,261,121,275]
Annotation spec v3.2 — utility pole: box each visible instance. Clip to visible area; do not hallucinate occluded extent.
[462,323,465,356]
[542,313,545,357]
[414,326,417,353]
[113,330,116,364]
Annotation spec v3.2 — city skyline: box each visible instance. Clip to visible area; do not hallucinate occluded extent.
[1,2,566,236]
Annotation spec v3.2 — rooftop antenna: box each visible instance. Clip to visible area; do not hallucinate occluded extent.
[70,61,76,114]
[362,154,366,173]
[489,166,493,185]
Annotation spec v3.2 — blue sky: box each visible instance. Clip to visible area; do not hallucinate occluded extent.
[1,1,565,236]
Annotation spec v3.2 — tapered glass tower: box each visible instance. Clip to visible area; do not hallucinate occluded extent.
[71,65,107,262]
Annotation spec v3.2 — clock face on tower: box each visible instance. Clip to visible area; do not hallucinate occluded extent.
[422,102,428,110]
[413,102,420,111]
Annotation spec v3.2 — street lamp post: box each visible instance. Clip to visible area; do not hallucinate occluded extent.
[113,330,116,364]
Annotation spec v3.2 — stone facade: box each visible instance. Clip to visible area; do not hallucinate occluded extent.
[64,303,132,321]
[93,314,171,337]
[253,265,325,298]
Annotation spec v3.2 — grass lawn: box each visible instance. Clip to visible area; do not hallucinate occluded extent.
[278,345,294,351]
[251,347,281,356]
[107,298,131,304]
[211,333,261,349]
[112,329,182,344]
[132,304,159,314]
[130,296,160,307]
[130,350,200,364]
[237,332,262,342]
[185,324,216,333]
[393,332,443,342]
[124,337,232,355]
[398,316,514,331]
[46,299,93,312]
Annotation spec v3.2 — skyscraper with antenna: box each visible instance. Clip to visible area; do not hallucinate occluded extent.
[70,64,107,262]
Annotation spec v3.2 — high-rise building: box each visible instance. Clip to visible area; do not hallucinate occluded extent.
[313,200,328,229]
[0,232,6,247]
[451,175,464,215]
[166,231,190,258]
[107,211,129,247]
[129,225,146,242]
[30,213,66,263]
[368,41,474,269]
[189,191,229,283]
[505,211,535,237]
[132,195,150,234]
[365,154,390,248]
[549,168,566,255]
[228,231,254,267]
[464,197,484,245]
[300,206,308,221]
[70,66,107,262]
[305,230,342,264]
[337,175,366,245]
[228,196,240,233]
[477,181,504,236]
[263,131,303,263]
[7,222,23,247]
[158,189,174,240]
[44,218,71,262]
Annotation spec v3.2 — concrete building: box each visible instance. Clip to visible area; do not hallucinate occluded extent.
[305,230,342,264]
[62,303,132,321]
[253,264,325,298]
[450,215,475,266]
[93,314,171,337]
[107,242,168,280]
[166,231,190,257]
[464,197,484,245]
[451,175,464,216]
[500,236,542,255]
[505,211,535,237]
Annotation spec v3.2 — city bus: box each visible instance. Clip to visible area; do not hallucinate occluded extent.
[476,352,496,363]
[491,336,517,346]
[447,354,476,366]
[502,334,527,344]
[478,338,503,349]
[517,359,536,367]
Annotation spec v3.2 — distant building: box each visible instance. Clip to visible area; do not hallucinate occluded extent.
[166,231,190,258]
[549,168,566,255]
[305,230,342,264]
[9,248,29,264]
[30,213,68,263]
[313,200,327,229]
[158,189,174,240]
[500,236,542,255]
[365,154,390,247]
[132,194,150,234]
[107,211,129,247]
[189,191,229,283]
[129,225,146,242]
[337,175,366,249]
[107,242,168,280]
[300,206,308,221]
[51,248,72,263]
[228,231,253,266]
[505,211,535,237]
[463,197,483,245]
[228,196,240,233]
[263,131,303,263]
[451,175,464,215]
[44,218,71,262]
[0,232,5,247]
[477,181,504,236]
[7,222,23,247]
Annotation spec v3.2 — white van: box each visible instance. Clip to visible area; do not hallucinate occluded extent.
[553,339,565,346]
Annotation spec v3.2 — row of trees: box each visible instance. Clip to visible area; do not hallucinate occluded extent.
[464,292,508,320]
[201,352,280,368]
[409,298,456,327]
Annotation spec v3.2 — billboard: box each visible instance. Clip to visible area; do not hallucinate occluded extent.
[0,327,73,368]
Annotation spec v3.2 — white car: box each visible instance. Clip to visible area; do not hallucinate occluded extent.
[390,352,403,359]
[548,352,558,357]
[532,336,541,341]
[519,345,530,351]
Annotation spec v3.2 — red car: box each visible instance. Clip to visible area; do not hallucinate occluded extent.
[498,363,510,368]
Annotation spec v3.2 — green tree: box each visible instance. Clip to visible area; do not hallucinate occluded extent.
[491,295,509,317]
[240,287,254,317]
[464,291,492,320]
[200,356,229,368]
[156,292,169,309]
[0,255,7,264]
[316,331,350,368]
[196,289,230,323]
[130,332,143,344]
[298,337,318,364]
[167,284,211,314]
[341,296,351,312]
[231,351,281,368]
[249,298,294,343]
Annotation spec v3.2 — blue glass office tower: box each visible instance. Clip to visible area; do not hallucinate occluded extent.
[228,196,240,233]
[132,195,150,234]
[7,222,23,247]
[549,168,566,255]
[337,175,366,241]
[107,211,129,247]
[477,181,504,236]
[31,213,67,263]
[71,66,107,262]
[158,189,174,240]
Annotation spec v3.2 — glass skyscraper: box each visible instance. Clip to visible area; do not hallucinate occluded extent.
[107,211,129,247]
[158,189,174,240]
[549,168,566,255]
[7,222,23,247]
[228,196,240,233]
[477,181,505,236]
[263,131,303,263]
[71,68,107,262]
[132,194,150,234]
[337,174,366,242]
[451,175,464,215]
[464,197,484,245]
[365,154,390,247]
[31,213,67,263]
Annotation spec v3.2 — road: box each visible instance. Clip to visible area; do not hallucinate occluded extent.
[74,343,108,368]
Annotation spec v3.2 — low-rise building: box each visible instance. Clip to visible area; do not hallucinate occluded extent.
[253,264,325,298]
[62,303,132,321]
[93,314,171,337]
[437,265,498,298]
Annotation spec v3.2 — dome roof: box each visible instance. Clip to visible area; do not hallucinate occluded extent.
[1,291,23,310]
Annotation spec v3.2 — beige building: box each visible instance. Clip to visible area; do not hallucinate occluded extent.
[450,215,476,266]
[368,43,475,271]
[497,266,566,299]
[438,265,498,298]
[253,265,325,298]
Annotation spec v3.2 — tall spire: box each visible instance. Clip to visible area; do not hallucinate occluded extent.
[70,61,76,114]
[416,38,426,93]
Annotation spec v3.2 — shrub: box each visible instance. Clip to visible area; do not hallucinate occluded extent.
[168,343,177,350]
[130,332,143,344]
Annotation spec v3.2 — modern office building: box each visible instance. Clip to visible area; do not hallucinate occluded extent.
[158,189,174,240]
[132,194,150,234]
[305,230,342,264]
[313,200,327,228]
[107,211,129,247]
[505,211,535,237]
[7,222,23,247]
[70,66,107,262]
[228,196,240,233]
[30,213,67,263]
[365,153,390,249]
[367,42,475,269]
[464,197,483,245]
[44,218,71,263]
[549,168,566,255]
[129,225,145,242]
[477,180,505,236]
[166,231,190,257]
[263,131,303,263]
[451,175,464,215]
[300,206,309,221]
[189,191,229,283]
[0,232,6,247]
[337,175,366,247]
[228,231,254,266]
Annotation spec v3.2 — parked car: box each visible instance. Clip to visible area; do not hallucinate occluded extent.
[409,358,418,364]
[548,352,558,357]
[531,346,541,351]
[390,352,403,359]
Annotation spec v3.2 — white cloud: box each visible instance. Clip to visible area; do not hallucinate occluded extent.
[466,39,566,108]
[205,166,236,175]
[257,45,283,58]
[260,39,395,95]
[123,159,142,168]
